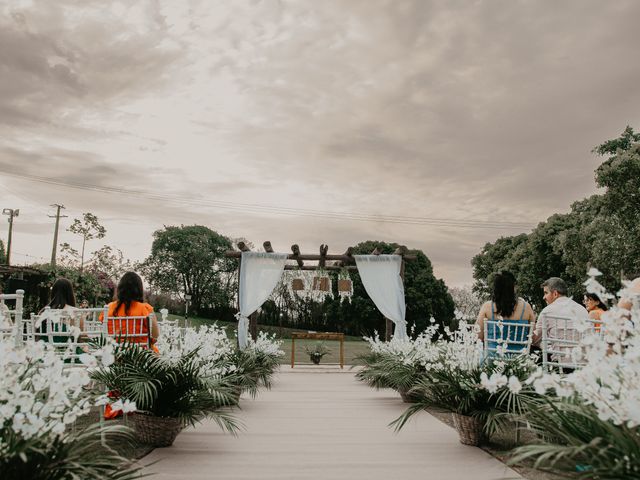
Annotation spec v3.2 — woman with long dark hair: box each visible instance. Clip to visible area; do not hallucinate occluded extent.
[583,292,608,330]
[103,271,160,344]
[47,277,77,309]
[476,271,536,353]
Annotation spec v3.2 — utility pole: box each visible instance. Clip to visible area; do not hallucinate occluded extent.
[2,208,19,265]
[48,204,67,268]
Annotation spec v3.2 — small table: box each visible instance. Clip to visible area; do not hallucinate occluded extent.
[291,332,345,369]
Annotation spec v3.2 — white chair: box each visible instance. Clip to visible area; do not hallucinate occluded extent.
[540,315,599,371]
[484,319,532,357]
[32,306,109,363]
[0,290,24,346]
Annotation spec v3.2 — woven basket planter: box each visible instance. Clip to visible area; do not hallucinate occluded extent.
[397,387,420,403]
[132,412,183,447]
[451,413,484,446]
[337,279,352,292]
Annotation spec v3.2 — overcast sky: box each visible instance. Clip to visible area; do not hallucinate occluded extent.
[1,0,639,286]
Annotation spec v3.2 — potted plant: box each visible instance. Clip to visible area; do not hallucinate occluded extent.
[91,344,240,447]
[305,342,331,364]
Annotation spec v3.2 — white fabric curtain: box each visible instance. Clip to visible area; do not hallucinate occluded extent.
[237,252,288,348]
[354,254,407,340]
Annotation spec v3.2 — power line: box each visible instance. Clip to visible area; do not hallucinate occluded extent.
[0,170,535,230]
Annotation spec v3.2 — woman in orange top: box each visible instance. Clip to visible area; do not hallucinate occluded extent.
[103,271,160,346]
[583,292,607,330]
[103,272,160,420]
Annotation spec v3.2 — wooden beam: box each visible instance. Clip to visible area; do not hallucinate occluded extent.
[237,241,251,252]
[224,250,416,261]
[284,265,357,271]
[263,241,273,253]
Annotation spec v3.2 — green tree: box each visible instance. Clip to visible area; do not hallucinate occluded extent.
[138,225,235,315]
[472,126,640,305]
[61,213,107,272]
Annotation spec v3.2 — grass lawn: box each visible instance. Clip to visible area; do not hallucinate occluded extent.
[165,314,371,365]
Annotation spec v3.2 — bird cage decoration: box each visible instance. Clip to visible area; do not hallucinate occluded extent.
[337,269,353,302]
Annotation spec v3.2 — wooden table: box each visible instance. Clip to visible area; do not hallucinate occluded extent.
[291,332,345,368]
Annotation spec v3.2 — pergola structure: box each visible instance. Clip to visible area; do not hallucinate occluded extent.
[225,242,416,341]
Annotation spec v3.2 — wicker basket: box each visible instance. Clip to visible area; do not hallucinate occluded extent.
[451,413,484,446]
[132,412,183,447]
[337,279,352,292]
[397,387,419,403]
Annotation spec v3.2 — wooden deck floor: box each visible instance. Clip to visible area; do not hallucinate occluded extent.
[142,368,522,480]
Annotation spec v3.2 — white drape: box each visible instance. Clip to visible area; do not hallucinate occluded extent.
[354,254,407,340]
[237,252,288,348]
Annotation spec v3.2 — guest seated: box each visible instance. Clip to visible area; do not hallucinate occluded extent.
[101,271,160,346]
[476,271,536,354]
[533,277,589,370]
[583,292,607,330]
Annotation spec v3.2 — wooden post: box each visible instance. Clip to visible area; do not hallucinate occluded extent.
[291,336,296,368]
[250,311,258,341]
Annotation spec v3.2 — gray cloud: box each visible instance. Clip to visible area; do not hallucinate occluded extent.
[1,0,639,285]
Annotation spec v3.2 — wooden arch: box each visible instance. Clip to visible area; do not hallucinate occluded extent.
[225,242,416,341]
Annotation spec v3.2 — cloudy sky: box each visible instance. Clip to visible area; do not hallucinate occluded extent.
[1,0,639,286]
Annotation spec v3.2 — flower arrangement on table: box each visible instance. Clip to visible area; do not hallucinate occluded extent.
[305,341,331,364]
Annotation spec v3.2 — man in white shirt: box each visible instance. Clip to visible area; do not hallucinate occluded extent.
[533,277,589,368]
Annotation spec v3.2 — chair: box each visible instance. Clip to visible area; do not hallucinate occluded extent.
[484,319,532,357]
[105,311,153,348]
[32,306,108,363]
[0,290,24,346]
[540,314,599,371]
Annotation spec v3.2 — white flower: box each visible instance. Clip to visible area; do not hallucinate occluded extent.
[78,353,97,368]
[587,267,603,277]
[508,376,522,394]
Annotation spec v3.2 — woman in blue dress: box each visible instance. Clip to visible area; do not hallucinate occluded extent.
[476,271,536,355]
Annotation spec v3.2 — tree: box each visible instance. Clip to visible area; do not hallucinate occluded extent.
[138,225,235,315]
[449,286,485,322]
[472,126,640,306]
[61,213,106,272]
[0,239,6,264]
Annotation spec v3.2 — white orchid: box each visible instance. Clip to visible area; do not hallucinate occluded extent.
[530,268,640,427]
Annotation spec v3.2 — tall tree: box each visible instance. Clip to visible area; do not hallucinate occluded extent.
[139,225,235,315]
[472,126,640,306]
[61,213,106,272]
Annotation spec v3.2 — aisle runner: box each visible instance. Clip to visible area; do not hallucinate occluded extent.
[142,371,521,480]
